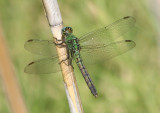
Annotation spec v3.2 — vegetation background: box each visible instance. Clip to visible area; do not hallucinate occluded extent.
[0,0,160,113]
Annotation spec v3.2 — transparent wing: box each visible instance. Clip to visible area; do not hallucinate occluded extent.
[80,40,136,64]
[24,39,57,56]
[79,16,136,46]
[24,57,61,74]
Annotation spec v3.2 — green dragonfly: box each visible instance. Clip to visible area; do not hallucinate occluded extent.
[24,16,136,97]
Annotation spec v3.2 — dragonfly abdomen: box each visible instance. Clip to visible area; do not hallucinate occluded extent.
[75,57,98,97]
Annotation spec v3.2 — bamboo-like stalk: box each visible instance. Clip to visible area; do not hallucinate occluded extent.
[0,25,28,113]
[42,0,84,113]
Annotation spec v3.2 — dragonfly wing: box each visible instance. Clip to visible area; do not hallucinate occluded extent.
[80,40,136,64]
[79,16,136,46]
[24,57,61,74]
[24,39,57,56]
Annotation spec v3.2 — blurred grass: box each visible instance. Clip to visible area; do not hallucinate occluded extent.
[0,0,160,113]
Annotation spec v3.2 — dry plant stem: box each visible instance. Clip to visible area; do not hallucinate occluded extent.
[0,26,28,113]
[42,0,84,113]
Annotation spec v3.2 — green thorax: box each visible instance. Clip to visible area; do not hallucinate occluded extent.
[65,34,80,58]
[62,27,81,58]
[65,34,78,49]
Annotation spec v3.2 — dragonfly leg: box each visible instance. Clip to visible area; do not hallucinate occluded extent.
[55,43,67,48]
[59,57,70,66]
[69,58,74,69]
[59,50,74,69]
[54,37,67,48]
[59,48,69,66]
[62,58,74,69]
[54,37,64,44]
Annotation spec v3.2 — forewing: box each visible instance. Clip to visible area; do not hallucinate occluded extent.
[24,39,57,56]
[80,40,136,64]
[24,57,61,74]
[79,16,136,46]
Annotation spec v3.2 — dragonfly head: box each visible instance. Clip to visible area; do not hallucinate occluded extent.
[61,27,73,36]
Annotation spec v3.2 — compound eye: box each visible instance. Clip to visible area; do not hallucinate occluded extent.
[68,27,73,33]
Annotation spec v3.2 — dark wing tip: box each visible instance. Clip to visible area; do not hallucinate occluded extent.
[28,62,34,65]
[125,40,136,47]
[27,39,33,42]
[123,16,130,19]
[125,40,132,42]
[24,39,33,49]
[123,16,136,23]
[24,62,34,74]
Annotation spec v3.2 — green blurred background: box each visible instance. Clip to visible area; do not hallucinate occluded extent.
[0,0,160,113]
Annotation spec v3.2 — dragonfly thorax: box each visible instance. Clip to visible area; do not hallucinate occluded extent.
[65,35,79,48]
[63,33,81,58]
[62,27,80,53]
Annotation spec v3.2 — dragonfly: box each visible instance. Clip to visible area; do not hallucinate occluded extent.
[24,16,136,97]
